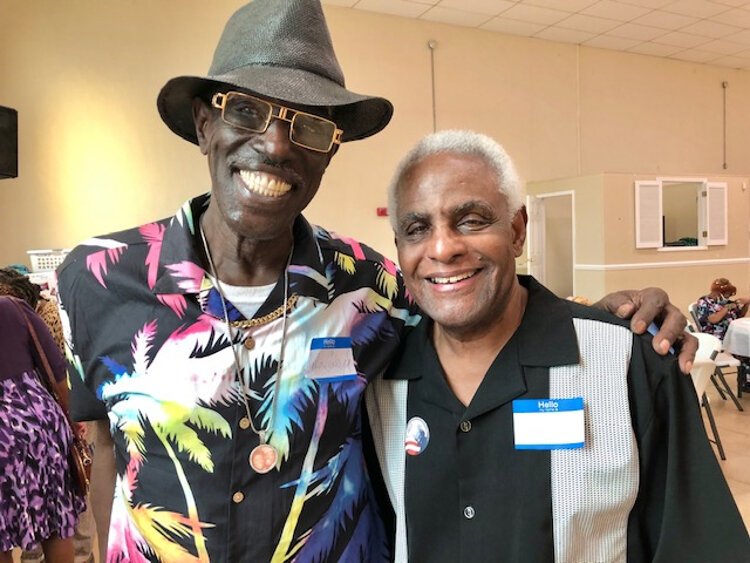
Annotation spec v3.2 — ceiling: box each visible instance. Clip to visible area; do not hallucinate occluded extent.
[323,0,750,70]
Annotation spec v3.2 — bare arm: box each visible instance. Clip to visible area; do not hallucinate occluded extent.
[707,305,732,325]
[735,296,750,318]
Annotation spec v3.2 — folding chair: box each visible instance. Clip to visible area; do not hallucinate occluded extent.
[691,333,725,460]
[711,352,743,406]
[686,303,744,410]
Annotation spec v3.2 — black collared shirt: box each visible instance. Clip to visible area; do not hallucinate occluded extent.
[382,276,750,562]
[393,277,577,562]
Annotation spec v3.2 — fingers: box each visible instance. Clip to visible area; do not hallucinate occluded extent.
[595,288,692,373]
[675,332,697,375]
[616,302,637,322]
[648,301,689,362]
[628,287,669,335]
[594,290,637,317]
[648,302,687,349]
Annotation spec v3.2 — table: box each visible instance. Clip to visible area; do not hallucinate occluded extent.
[723,317,750,357]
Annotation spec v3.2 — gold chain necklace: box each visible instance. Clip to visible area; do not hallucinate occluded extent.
[199,219,293,474]
[230,294,298,329]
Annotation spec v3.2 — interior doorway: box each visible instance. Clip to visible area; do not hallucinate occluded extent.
[526,191,575,298]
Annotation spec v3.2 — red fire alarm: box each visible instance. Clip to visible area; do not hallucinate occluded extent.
[376,207,388,217]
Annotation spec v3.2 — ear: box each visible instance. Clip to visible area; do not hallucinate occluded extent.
[192,98,213,155]
[511,206,528,258]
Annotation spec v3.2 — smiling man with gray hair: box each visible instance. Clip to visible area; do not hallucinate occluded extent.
[367,129,749,562]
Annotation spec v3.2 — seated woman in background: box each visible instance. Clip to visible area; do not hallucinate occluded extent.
[696,277,749,339]
[696,277,750,387]
[0,296,86,563]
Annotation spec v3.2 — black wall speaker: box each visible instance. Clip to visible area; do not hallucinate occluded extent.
[0,106,18,179]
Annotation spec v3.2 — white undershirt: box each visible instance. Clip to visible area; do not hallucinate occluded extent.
[215,279,275,319]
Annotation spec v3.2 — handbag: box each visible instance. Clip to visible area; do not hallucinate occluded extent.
[11,298,93,496]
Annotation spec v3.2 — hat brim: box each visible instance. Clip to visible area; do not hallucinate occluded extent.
[157,67,393,144]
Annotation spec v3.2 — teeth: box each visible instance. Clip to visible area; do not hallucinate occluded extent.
[430,272,474,284]
[239,170,291,197]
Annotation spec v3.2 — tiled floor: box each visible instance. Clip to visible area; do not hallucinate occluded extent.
[703,381,750,532]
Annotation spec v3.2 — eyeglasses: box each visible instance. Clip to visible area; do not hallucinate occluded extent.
[211,91,343,153]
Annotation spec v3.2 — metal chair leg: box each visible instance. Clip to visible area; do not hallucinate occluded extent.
[715,368,744,412]
[737,369,743,399]
[702,393,726,461]
[711,374,728,400]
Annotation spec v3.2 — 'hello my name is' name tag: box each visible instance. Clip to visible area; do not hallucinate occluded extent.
[512,397,585,450]
[306,337,357,382]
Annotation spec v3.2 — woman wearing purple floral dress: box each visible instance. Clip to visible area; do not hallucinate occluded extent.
[0,296,85,563]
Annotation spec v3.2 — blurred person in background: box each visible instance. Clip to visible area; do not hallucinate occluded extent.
[695,277,749,338]
[0,295,86,563]
[695,277,750,388]
[0,268,96,563]
[0,268,65,350]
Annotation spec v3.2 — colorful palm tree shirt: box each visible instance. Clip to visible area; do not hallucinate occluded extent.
[56,194,419,562]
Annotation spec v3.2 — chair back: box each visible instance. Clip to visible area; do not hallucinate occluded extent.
[691,332,721,399]
[688,302,702,332]
[693,332,721,361]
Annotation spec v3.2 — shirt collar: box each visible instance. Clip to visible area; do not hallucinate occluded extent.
[385,275,580,382]
[153,193,331,307]
[516,275,580,367]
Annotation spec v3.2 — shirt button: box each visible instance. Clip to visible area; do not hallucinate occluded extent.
[239,417,251,430]
[243,337,255,350]
[232,491,245,504]
[459,420,472,433]
[463,506,475,520]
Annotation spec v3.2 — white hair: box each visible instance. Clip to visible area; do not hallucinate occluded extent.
[387,130,523,230]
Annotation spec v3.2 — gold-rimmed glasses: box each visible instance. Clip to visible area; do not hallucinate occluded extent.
[211,91,343,153]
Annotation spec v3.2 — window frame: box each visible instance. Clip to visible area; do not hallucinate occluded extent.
[634,177,727,250]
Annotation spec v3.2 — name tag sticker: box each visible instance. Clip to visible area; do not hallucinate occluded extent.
[512,397,585,450]
[306,337,357,382]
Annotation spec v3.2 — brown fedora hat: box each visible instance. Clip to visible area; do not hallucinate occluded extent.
[157,0,393,144]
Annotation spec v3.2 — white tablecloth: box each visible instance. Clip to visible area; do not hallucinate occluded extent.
[723,317,750,357]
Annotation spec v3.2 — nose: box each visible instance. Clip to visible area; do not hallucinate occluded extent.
[426,226,466,263]
[257,117,293,160]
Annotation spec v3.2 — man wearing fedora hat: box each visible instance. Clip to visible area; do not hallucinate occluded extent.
[55,1,695,561]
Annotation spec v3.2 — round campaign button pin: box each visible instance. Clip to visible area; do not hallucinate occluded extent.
[404,417,430,456]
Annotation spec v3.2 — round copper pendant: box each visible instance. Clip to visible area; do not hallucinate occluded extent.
[249,443,278,474]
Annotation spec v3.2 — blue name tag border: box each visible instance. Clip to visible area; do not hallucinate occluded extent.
[515,441,585,450]
[513,397,584,413]
[310,337,352,350]
[313,374,357,383]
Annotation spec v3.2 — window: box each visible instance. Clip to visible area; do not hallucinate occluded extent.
[635,178,727,249]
